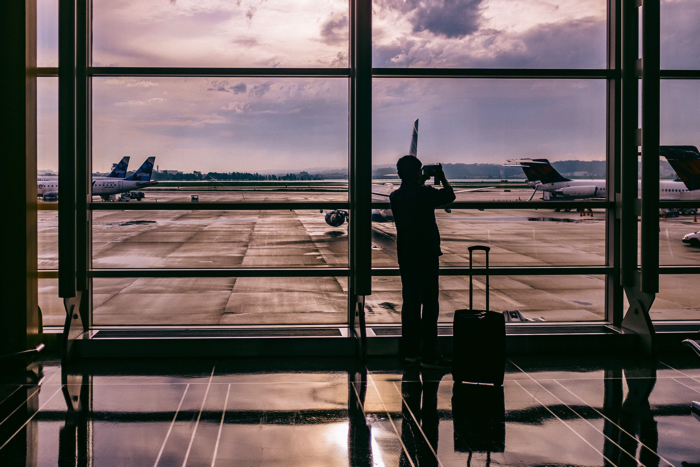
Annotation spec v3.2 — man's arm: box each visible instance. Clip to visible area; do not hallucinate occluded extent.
[436,165,456,204]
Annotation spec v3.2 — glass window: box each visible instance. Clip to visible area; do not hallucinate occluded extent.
[39,279,64,326]
[372,208,606,267]
[92,277,348,325]
[92,210,348,269]
[366,275,605,323]
[373,0,607,68]
[92,0,349,67]
[37,0,58,67]
[373,79,607,173]
[91,77,349,188]
[653,274,700,320]
[661,0,700,70]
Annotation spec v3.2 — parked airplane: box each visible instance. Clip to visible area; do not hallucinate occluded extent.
[508,156,700,201]
[660,146,700,196]
[38,157,157,201]
[93,157,157,200]
[38,156,131,197]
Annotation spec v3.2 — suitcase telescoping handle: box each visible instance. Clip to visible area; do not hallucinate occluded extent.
[468,245,490,312]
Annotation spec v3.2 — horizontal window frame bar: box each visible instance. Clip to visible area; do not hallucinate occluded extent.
[83,201,613,211]
[88,201,349,211]
[660,70,700,79]
[659,266,700,274]
[373,201,614,209]
[44,267,700,279]
[373,68,613,79]
[373,266,612,276]
[37,67,58,76]
[659,201,700,208]
[89,67,351,77]
[90,268,351,278]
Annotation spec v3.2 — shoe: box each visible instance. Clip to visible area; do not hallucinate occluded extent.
[404,355,421,363]
[420,357,451,370]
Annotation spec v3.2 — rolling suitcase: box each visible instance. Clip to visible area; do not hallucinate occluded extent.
[452,382,505,463]
[452,246,506,386]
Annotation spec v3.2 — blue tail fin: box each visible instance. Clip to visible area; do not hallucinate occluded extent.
[106,156,130,178]
[126,157,156,181]
[520,159,570,184]
[409,119,418,157]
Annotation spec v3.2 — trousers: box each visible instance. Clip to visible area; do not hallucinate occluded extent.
[399,255,440,360]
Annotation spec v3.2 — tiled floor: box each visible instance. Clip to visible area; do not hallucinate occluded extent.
[2,353,700,466]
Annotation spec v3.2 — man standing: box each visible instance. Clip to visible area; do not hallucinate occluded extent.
[390,156,455,369]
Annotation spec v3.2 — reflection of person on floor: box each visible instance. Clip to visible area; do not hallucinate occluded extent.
[390,156,455,369]
[400,368,444,466]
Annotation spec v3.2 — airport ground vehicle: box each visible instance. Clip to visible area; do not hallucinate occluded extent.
[191,194,199,202]
[683,231,700,246]
[128,191,145,200]
[118,193,130,202]
[42,192,58,202]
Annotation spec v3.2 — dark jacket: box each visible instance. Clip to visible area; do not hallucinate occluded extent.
[389,182,455,265]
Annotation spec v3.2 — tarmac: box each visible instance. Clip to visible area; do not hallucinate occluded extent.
[37,188,700,326]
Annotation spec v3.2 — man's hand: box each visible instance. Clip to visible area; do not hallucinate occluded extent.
[436,164,452,190]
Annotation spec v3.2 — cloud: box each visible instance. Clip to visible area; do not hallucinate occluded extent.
[250,82,272,98]
[377,0,485,39]
[207,81,249,94]
[320,13,348,45]
[373,16,606,68]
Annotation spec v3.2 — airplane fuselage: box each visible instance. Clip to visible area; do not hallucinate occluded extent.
[536,179,700,200]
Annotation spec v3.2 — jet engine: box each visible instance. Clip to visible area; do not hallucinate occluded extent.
[325,209,348,227]
[559,186,599,198]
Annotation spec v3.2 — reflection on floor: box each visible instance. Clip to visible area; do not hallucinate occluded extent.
[2,353,700,466]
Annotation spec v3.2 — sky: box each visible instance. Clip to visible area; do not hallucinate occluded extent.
[36,0,700,173]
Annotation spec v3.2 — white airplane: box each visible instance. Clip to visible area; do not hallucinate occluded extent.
[38,156,131,197]
[508,155,700,201]
[38,157,157,201]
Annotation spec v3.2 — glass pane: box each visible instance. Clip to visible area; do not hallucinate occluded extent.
[92,210,348,269]
[372,208,606,267]
[653,274,700,320]
[39,278,64,326]
[366,275,605,323]
[39,210,58,270]
[373,0,606,68]
[92,77,348,196]
[659,79,700,264]
[661,0,700,70]
[373,79,607,194]
[37,0,58,67]
[92,276,348,325]
[92,0,349,67]
[38,77,58,177]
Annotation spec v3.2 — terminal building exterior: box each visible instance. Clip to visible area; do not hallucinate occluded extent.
[2,1,700,465]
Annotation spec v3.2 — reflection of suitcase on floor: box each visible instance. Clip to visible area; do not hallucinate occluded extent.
[452,246,506,386]
[452,382,505,454]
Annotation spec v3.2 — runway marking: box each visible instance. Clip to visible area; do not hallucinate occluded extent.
[461,276,525,308]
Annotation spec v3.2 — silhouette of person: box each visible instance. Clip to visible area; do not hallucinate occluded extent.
[399,367,443,466]
[390,156,455,368]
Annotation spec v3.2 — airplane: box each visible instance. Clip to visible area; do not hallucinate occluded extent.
[659,146,700,198]
[508,155,700,202]
[324,120,420,227]
[323,120,490,227]
[38,157,157,201]
[93,157,157,201]
[38,156,130,197]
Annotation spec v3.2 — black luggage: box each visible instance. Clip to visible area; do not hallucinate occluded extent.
[452,246,506,386]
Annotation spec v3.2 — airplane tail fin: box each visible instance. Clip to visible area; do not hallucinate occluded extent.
[409,119,418,157]
[126,157,156,181]
[106,156,130,178]
[660,145,700,191]
[506,158,570,184]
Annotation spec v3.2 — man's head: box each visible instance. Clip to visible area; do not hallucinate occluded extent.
[397,155,422,183]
